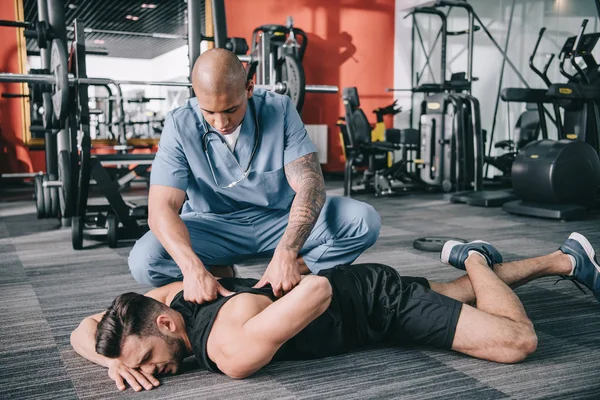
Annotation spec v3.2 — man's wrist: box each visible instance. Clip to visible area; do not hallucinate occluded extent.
[180,258,206,275]
[274,247,298,261]
[104,357,119,369]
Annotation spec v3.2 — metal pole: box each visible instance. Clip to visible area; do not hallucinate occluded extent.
[66,26,187,40]
[414,22,437,83]
[188,0,203,83]
[485,0,516,177]
[410,12,416,129]
[0,73,339,96]
[466,6,474,85]
[47,0,66,44]
[211,0,228,48]
[0,20,31,28]
[257,33,269,85]
[441,13,447,84]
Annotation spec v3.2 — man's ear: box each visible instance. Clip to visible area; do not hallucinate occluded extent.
[156,314,176,333]
[246,80,254,98]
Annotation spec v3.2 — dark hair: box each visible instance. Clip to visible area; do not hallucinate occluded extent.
[95,292,168,358]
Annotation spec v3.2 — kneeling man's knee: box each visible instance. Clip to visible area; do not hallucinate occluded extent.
[354,203,381,247]
[128,234,162,287]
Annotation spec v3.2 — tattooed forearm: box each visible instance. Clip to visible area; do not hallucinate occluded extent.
[279,152,326,254]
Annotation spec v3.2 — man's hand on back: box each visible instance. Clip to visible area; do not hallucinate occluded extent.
[183,266,234,303]
[106,359,159,392]
[254,250,301,297]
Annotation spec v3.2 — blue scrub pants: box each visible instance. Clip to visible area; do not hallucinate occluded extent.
[128,196,381,287]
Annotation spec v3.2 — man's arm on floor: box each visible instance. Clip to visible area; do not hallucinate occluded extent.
[69,284,181,390]
[215,275,332,379]
[70,283,180,365]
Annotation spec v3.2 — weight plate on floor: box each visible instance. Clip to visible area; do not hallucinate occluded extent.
[34,174,45,219]
[280,54,305,112]
[107,213,118,249]
[58,150,73,218]
[72,216,83,250]
[50,39,69,122]
[413,236,467,252]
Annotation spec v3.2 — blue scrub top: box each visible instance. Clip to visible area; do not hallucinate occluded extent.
[150,89,317,215]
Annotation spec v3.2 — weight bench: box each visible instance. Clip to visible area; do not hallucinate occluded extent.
[72,152,155,249]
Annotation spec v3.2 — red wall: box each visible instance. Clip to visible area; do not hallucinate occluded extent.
[0,0,40,174]
[225,0,396,172]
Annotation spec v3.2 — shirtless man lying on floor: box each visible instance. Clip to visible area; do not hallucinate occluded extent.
[71,233,599,392]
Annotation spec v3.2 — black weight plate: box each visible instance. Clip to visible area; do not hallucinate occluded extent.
[50,186,59,218]
[34,174,45,219]
[413,236,467,252]
[72,216,83,250]
[107,213,118,249]
[50,39,69,122]
[58,150,73,218]
[280,54,305,112]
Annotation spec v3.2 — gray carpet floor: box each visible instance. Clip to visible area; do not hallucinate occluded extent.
[1,184,600,399]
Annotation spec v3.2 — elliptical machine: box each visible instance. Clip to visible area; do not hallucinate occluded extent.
[502,20,600,221]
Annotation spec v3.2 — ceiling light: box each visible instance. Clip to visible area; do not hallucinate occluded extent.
[141,3,157,9]
[94,39,105,44]
[126,15,140,21]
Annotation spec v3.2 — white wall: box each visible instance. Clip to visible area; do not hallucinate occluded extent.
[149,45,189,82]
[394,0,600,161]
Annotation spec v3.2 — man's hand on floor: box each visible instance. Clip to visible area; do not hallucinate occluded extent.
[254,251,301,297]
[107,359,160,392]
[183,267,234,304]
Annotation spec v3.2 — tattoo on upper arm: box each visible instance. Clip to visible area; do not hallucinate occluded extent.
[281,153,326,252]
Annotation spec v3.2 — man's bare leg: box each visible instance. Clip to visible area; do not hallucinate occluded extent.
[430,251,573,304]
[448,252,538,363]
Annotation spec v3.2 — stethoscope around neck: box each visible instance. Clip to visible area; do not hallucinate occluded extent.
[201,97,260,189]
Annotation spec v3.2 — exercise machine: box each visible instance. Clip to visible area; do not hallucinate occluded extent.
[340,87,421,197]
[502,20,600,221]
[246,17,308,111]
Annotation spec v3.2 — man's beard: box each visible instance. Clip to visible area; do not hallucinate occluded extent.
[161,334,187,372]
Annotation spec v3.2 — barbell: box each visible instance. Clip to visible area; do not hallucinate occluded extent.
[0,39,338,121]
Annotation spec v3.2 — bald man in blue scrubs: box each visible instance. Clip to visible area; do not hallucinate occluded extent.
[128,49,380,304]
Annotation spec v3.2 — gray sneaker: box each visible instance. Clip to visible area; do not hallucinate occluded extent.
[559,232,600,303]
[441,240,503,270]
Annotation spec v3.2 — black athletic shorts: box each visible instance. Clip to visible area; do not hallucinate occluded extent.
[324,263,463,350]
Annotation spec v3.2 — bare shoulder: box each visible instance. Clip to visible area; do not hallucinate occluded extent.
[145,281,184,305]
[207,293,274,370]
